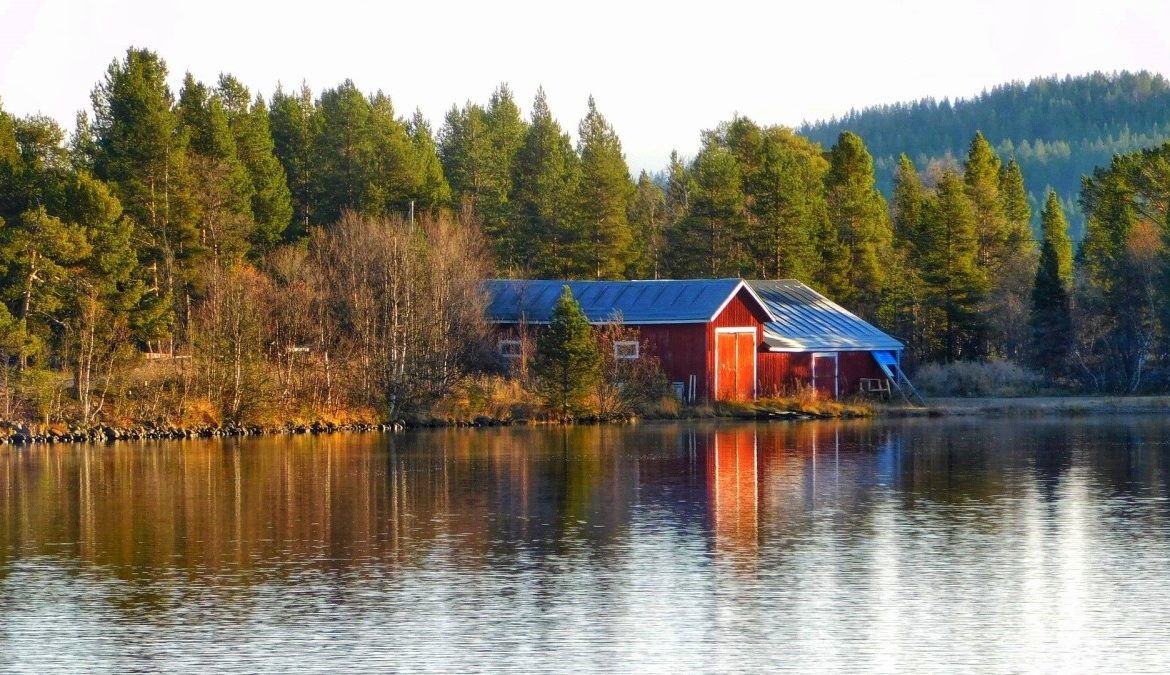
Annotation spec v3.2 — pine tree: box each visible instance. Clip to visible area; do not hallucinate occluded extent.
[963,131,1007,269]
[1029,190,1072,373]
[64,170,166,419]
[746,126,828,281]
[178,73,254,262]
[536,286,600,418]
[1076,153,1153,391]
[510,88,580,276]
[91,47,197,313]
[0,116,90,370]
[987,155,1039,359]
[438,101,489,212]
[668,140,747,277]
[0,100,18,169]
[921,170,987,361]
[269,84,320,239]
[482,84,526,233]
[0,207,91,371]
[999,157,1032,250]
[891,154,924,251]
[216,75,292,250]
[364,91,417,217]
[823,132,891,317]
[576,96,634,279]
[628,171,667,278]
[407,109,452,212]
[314,80,374,224]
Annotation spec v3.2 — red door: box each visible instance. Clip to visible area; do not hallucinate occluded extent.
[709,428,758,551]
[716,331,756,401]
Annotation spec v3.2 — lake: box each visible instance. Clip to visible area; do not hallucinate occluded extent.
[2,418,1170,672]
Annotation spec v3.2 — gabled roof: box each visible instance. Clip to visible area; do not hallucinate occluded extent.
[749,279,904,352]
[484,279,767,324]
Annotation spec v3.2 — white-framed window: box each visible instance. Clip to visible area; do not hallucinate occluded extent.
[498,339,522,359]
[613,340,640,360]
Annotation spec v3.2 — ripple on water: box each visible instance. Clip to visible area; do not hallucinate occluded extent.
[1,418,1170,672]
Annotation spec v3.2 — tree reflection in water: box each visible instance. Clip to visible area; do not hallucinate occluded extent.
[2,419,1170,671]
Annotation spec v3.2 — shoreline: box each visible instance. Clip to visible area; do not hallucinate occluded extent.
[3,395,1168,445]
[884,395,1170,418]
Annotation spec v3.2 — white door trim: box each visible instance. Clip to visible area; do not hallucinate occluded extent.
[714,327,758,400]
[811,351,839,400]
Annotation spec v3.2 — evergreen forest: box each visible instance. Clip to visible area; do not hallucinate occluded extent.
[801,71,1170,240]
[2,48,1170,429]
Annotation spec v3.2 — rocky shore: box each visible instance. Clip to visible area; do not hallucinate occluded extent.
[0,421,398,445]
[0,403,856,445]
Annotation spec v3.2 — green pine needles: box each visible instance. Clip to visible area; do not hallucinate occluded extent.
[535,287,601,419]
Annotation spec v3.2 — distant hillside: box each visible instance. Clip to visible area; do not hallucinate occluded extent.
[800,71,1170,240]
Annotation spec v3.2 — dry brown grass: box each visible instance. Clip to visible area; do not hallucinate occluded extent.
[431,374,542,422]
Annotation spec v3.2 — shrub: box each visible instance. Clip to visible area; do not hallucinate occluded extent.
[914,360,1044,397]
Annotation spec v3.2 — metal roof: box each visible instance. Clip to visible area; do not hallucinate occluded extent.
[484,279,755,324]
[749,280,904,352]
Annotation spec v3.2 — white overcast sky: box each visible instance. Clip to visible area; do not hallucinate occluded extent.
[2,0,1170,174]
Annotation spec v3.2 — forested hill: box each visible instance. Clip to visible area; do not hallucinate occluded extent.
[800,71,1170,238]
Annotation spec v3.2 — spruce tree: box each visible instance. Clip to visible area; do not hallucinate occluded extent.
[885,154,930,363]
[665,150,692,220]
[1029,190,1072,373]
[999,157,1032,250]
[576,96,634,279]
[536,287,600,418]
[988,156,1039,359]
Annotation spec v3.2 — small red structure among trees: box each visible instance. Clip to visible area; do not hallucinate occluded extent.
[484,279,916,402]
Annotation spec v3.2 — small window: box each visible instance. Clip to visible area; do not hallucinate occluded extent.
[613,340,640,360]
[498,339,522,358]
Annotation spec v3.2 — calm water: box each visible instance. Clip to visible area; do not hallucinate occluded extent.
[2,418,1170,672]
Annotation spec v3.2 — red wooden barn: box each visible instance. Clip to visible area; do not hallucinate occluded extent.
[484,278,916,402]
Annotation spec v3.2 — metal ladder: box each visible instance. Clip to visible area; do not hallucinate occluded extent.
[873,352,926,406]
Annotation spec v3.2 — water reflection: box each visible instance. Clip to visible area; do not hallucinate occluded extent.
[1,418,1170,671]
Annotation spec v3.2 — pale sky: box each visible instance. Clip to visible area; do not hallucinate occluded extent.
[2,0,1170,174]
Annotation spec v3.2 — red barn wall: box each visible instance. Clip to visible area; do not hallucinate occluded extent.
[630,323,708,399]
[837,351,886,396]
[492,322,711,399]
[758,352,812,396]
[759,350,888,400]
